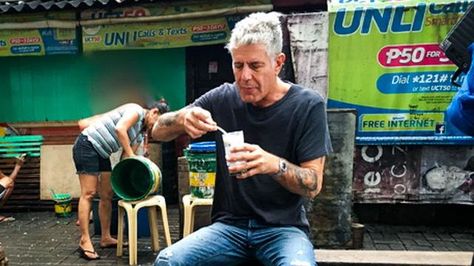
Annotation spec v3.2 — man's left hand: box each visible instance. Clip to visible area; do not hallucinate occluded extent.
[227,143,279,179]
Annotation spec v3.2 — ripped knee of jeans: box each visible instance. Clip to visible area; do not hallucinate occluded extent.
[290,259,312,266]
[154,249,173,266]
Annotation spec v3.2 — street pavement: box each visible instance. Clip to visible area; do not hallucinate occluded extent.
[0,207,181,266]
[0,206,473,265]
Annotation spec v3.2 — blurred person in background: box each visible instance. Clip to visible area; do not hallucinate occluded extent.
[73,101,168,260]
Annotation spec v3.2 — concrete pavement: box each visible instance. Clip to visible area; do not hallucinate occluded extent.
[0,207,473,265]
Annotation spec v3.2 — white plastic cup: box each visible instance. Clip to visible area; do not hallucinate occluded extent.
[222,130,245,168]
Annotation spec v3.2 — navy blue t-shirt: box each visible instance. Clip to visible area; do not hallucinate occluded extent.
[193,82,332,232]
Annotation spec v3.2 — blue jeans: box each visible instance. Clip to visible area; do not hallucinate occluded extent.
[154,220,316,266]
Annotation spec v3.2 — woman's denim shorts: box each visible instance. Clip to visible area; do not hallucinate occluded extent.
[72,134,112,176]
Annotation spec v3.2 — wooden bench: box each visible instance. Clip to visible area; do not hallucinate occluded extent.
[316,249,474,266]
[0,135,43,158]
[0,135,43,211]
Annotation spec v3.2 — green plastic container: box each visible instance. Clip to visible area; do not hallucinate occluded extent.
[184,141,216,199]
[111,157,161,201]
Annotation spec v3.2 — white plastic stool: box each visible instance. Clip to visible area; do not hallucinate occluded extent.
[117,195,172,265]
[182,194,213,237]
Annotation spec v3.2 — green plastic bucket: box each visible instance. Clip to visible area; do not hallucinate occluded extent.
[111,156,161,201]
[184,141,216,199]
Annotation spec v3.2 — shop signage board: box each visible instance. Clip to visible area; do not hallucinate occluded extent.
[0,0,270,56]
[327,0,474,144]
[80,0,270,20]
[81,0,270,51]
[82,15,242,51]
[0,12,78,56]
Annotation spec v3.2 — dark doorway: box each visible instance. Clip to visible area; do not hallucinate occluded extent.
[186,44,234,104]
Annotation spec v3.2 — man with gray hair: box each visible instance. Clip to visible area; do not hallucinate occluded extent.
[153,12,331,266]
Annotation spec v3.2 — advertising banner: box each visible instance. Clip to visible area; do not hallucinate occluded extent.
[81,0,270,52]
[328,0,474,144]
[0,12,78,56]
[80,0,270,20]
[82,15,242,51]
[0,28,78,56]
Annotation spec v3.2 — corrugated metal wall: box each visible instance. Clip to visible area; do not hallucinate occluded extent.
[0,48,186,210]
[0,48,186,123]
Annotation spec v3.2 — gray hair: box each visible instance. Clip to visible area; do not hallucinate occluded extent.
[226,12,283,60]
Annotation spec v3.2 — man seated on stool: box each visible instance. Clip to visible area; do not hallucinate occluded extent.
[152,12,332,266]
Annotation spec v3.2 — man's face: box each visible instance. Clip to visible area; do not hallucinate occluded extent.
[231,44,283,107]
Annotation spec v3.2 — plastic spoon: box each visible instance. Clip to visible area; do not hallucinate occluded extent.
[216,126,227,135]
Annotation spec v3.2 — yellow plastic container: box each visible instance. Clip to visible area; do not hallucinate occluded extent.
[54,200,72,217]
[51,192,72,218]
[184,141,216,199]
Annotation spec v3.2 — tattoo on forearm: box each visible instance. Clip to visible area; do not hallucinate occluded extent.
[160,112,179,127]
[273,163,319,197]
[298,169,318,190]
[291,166,319,196]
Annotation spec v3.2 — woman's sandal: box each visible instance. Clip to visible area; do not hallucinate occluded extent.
[76,246,100,260]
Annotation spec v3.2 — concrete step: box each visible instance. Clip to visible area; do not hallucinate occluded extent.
[316,249,474,266]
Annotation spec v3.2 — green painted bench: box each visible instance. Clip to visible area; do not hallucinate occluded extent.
[0,135,43,158]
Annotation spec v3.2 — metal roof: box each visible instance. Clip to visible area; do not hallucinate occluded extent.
[0,0,139,13]
[0,0,318,14]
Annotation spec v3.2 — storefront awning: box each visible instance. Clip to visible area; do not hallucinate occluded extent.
[0,0,272,29]
[0,0,272,55]
[0,0,131,13]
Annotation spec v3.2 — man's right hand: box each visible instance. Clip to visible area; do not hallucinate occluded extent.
[15,153,27,166]
[183,107,217,139]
